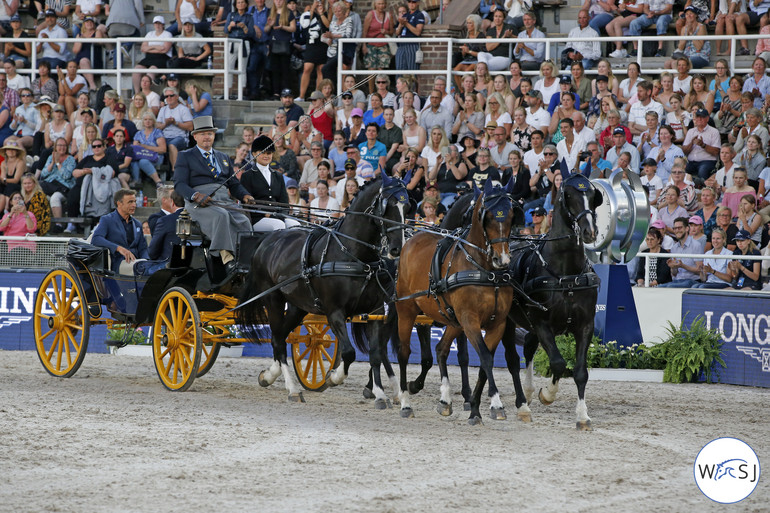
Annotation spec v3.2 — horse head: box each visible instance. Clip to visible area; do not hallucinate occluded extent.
[471,179,514,270]
[558,169,602,243]
[378,173,410,259]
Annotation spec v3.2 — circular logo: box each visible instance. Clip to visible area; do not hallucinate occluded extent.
[694,437,760,504]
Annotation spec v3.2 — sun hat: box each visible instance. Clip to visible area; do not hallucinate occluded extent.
[0,139,26,160]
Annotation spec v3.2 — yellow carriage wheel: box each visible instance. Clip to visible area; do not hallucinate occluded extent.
[197,328,223,378]
[152,287,202,391]
[291,323,340,392]
[34,268,90,378]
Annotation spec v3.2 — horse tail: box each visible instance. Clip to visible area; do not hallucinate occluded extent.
[350,322,370,353]
[234,274,272,344]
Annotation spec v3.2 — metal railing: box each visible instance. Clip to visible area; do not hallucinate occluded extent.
[337,33,768,87]
[4,36,245,100]
[641,251,769,288]
[0,236,71,269]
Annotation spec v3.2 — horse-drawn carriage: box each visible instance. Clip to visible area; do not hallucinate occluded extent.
[32,222,341,393]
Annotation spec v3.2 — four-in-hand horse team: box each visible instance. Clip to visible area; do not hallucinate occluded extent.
[235,159,603,430]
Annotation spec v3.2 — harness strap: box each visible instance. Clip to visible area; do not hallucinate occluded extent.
[522,271,600,294]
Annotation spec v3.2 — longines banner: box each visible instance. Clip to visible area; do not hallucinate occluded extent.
[682,290,770,388]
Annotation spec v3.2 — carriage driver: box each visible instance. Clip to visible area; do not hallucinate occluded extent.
[239,134,301,231]
[173,116,255,274]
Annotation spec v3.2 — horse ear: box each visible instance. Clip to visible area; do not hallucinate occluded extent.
[483,178,494,196]
[560,157,571,180]
[506,174,516,194]
[473,182,482,201]
[381,171,391,189]
[582,155,592,177]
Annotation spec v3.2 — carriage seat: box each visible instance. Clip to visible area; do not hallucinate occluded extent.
[66,238,110,271]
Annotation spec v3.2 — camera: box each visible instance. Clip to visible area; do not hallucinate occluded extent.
[579,151,591,161]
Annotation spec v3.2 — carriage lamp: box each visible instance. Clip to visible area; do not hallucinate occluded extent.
[176,209,193,258]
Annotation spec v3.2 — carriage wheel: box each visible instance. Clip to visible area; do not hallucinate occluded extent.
[34,268,90,378]
[291,323,340,392]
[152,287,202,391]
[197,328,223,378]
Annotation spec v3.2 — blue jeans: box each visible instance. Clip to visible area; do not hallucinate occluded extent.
[130,159,160,182]
[589,13,614,34]
[688,55,709,69]
[693,282,730,289]
[167,136,188,151]
[439,192,456,208]
[628,14,673,38]
[658,279,700,288]
[249,42,268,95]
[686,159,717,181]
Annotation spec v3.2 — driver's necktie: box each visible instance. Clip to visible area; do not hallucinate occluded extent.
[204,151,220,178]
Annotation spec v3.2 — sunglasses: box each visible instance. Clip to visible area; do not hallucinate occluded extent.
[21,93,31,97]
[92,144,103,148]
[544,152,556,156]
[164,94,176,98]
[376,81,388,84]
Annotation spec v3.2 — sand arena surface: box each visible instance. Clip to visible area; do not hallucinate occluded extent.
[0,350,768,512]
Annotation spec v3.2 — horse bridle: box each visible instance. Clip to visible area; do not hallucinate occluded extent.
[559,178,597,236]
[365,181,409,257]
[478,189,513,258]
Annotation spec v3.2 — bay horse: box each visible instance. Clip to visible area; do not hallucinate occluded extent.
[236,175,409,405]
[395,179,515,424]
[502,167,602,430]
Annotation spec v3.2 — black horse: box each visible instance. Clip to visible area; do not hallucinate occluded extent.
[236,175,409,404]
[502,167,602,429]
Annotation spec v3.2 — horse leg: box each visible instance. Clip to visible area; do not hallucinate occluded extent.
[324,310,356,387]
[573,323,594,431]
[367,321,392,410]
[477,324,507,421]
[468,366,487,426]
[531,327,565,406]
[363,368,375,399]
[265,303,308,402]
[522,331,538,404]
[435,325,462,416]
[455,333,472,411]
[502,320,531,423]
[257,297,288,387]
[407,324,434,396]
[396,301,419,418]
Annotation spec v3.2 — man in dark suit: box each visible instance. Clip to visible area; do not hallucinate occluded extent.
[148,190,184,261]
[147,185,175,235]
[240,134,300,231]
[173,115,255,273]
[92,188,150,274]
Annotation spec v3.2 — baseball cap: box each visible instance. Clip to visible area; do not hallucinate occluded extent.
[650,219,666,230]
[642,158,657,167]
[425,181,437,190]
[167,73,179,81]
[341,91,353,99]
[153,15,165,24]
[695,108,710,117]
[684,5,698,13]
[182,17,195,24]
[344,158,357,168]
[9,14,20,22]
[485,121,498,129]
[53,104,65,113]
[309,90,324,101]
[81,108,93,116]
[83,16,95,23]
[613,126,625,136]
[525,90,541,99]
[688,215,703,225]
[45,9,56,17]
[559,75,571,84]
[280,88,293,97]
[532,207,546,216]
[114,102,126,113]
[286,178,298,189]
[596,75,609,83]
[733,229,751,241]
[351,108,364,117]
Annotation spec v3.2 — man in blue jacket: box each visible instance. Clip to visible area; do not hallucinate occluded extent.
[148,190,184,261]
[92,188,149,274]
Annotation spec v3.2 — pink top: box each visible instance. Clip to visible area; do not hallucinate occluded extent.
[756,25,770,55]
[721,190,757,218]
[0,210,37,251]
[365,11,392,47]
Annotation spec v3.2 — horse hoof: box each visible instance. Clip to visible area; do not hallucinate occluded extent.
[576,420,593,431]
[538,388,554,406]
[517,411,532,423]
[374,398,392,410]
[436,401,453,416]
[324,370,339,388]
[258,371,270,388]
[468,416,483,426]
[490,407,507,421]
[288,392,305,403]
[362,387,375,399]
[407,381,422,395]
[463,402,471,411]
[400,407,414,418]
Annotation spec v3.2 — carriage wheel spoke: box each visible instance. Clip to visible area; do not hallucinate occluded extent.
[64,284,76,312]
[39,327,55,341]
[297,344,311,361]
[41,293,56,312]
[320,346,334,362]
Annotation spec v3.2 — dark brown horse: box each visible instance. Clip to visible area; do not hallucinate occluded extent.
[395,179,515,424]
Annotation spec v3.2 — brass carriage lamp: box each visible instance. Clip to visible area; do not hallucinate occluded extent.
[176,209,193,258]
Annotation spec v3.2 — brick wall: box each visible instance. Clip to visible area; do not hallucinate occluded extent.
[414,24,462,94]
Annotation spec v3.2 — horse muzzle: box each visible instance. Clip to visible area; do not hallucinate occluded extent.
[491,251,510,270]
[387,246,401,259]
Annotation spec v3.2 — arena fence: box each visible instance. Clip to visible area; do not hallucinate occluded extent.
[337,34,768,87]
[0,36,245,100]
[641,251,770,288]
[0,236,70,269]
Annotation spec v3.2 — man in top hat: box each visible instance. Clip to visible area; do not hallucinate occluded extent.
[240,134,301,231]
[173,115,255,274]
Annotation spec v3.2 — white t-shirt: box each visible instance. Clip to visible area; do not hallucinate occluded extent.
[310,196,340,220]
[335,175,365,199]
[525,107,550,131]
[534,78,560,106]
[76,0,102,16]
[65,74,89,95]
[7,74,30,92]
[144,29,174,58]
[485,112,511,128]
[640,174,664,203]
[157,103,193,139]
[758,167,770,200]
[523,147,544,174]
[674,75,692,95]
[145,90,161,110]
[420,146,442,176]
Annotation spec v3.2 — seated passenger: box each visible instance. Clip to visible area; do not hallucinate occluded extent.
[173,116,255,274]
[240,135,301,231]
[92,189,149,274]
[148,190,184,262]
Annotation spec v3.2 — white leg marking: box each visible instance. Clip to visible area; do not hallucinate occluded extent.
[542,380,559,403]
[490,392,504,410]
[264,359,281,385]
[372,384,388,402]
[281,362,300,395]
[524,361,535,402]
[399,390,412,411]
[389,375,400,399]
[518,402,531,415]
[439,376,452,405]
[329,366,347,385]
[576,398,591,423]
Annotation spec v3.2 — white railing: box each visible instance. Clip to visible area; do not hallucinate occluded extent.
[337,33,768,87]
[0,235,72,269]
[641,251,769,287]
[4,36,245,100]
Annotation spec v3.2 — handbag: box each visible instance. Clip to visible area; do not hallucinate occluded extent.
[132,144,159,163]
[272,39,291,55]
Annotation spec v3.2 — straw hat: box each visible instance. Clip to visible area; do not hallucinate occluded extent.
[35,96,57,110]
[0,139,26,160]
